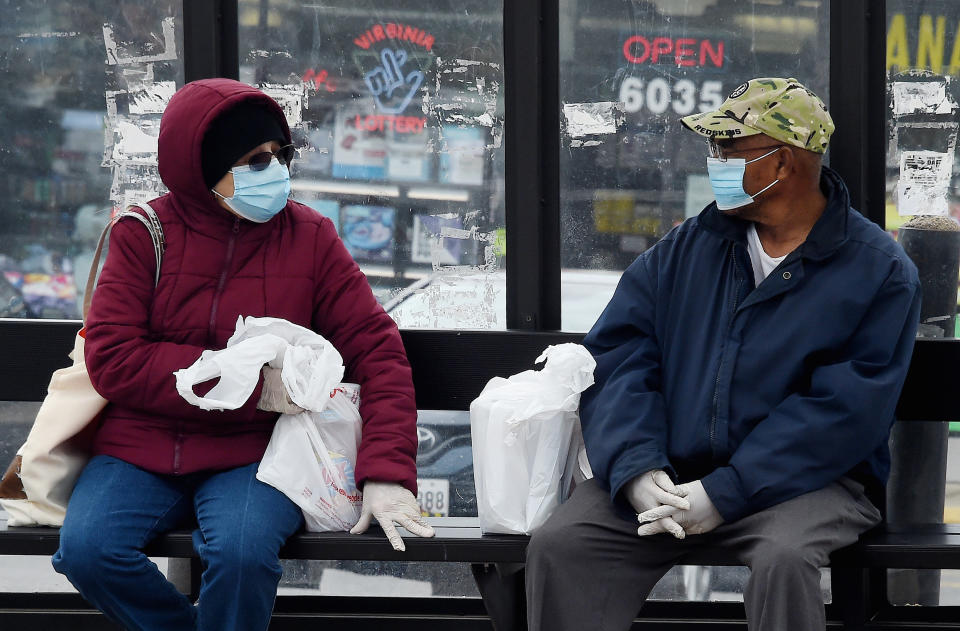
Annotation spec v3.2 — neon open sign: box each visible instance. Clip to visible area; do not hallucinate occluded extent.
[622,36,725,68]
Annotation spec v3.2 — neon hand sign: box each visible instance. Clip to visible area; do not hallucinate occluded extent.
[363,48,425,115]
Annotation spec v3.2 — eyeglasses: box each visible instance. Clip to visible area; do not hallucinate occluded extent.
[707,142,783,161]
[240,144,295,171]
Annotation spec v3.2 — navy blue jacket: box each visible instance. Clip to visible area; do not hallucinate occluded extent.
[580,167,921,522]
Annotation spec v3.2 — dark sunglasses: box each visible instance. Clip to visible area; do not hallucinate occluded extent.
[242,144,295,171]
[707,140,784,161]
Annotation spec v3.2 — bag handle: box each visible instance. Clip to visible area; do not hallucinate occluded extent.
[83,202,165,321]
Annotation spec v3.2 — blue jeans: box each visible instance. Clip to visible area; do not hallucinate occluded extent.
[52,455,303,631]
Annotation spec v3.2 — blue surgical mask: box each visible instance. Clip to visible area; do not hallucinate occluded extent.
[706,147,781,210]
[212,158,291,223]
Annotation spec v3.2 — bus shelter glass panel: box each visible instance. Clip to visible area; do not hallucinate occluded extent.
[556,0,829,603]
[558,0,829,332]
[0,0,184,600]
[885,0,960,341]
[885,0,960,608]
[0,1,184,320]
[237,1,506,330]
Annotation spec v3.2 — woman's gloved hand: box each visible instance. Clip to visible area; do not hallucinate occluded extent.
[350,481,436,551]
[256,366,304,414]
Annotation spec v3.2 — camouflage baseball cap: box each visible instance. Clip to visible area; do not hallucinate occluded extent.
[680,77,834,154]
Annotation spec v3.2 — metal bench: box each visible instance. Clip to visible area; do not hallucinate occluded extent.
[1,322,959,629]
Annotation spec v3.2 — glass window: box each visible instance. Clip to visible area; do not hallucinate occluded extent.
[884,1,960,607]
[0,400,178,595]
[554,0,831,604]
[558,0,829,332]
[0,1,183,320]
[237,1,506,329]
[885,0,960,338]
[278,560,480,598]
[0,0,185,601]
[884,0,960,524]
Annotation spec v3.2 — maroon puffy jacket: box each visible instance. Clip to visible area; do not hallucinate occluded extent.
[84,78,417,494]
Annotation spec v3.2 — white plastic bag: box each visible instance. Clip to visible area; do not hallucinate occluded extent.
[173,316,344,411]
[470,343,596,534]
[174,317,361,531]
[256,384,364,531]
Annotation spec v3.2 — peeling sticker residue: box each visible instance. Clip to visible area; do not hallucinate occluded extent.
[427,57,503,149]
[889,121,959,153]
[434,227,497,273]
[248,49,293,59]
[439,225,473,241]
[897,150,952,216]
[109,164,165,210]
[410,214,498,272]
[114,120,160,158]
[103,86,171,167]
[17,31,79,38]
[571,139,604,148]
[102,15,178,210]
[121,63,156,86]
[892,81,957,116]
[259,83,306,127]
[474,112,495,127]
[103,17,177,65]
[102,90,122,166]
[389,270,505,329]
[563,102,622,138]
[389,204,504,328]
[441,114,478,125]
[123,189,163,209]
[128,81,176,115]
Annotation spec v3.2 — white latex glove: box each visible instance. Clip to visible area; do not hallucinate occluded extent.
[256,366,304,414]
[623,469,690,540]
[350,481,436,551]
[637,480,724,537]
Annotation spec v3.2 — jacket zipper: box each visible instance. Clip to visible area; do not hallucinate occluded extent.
[180,218,238,474]
[207,218,240,342]
[173,426,183,474]
[710,244,744,460]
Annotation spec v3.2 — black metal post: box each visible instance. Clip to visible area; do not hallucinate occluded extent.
[183,0,239,82]
[504,0,561,330]
[829,0,886,225]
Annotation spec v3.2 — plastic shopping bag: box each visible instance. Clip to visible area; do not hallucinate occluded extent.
[470,343,596,534]
[173,316,344,411]
[174,318,361,531]
[256,384,364,532]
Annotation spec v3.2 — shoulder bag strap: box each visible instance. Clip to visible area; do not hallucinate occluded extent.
[82,202,166,321]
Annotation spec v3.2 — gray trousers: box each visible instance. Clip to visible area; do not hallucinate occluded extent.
[526,477,881,631]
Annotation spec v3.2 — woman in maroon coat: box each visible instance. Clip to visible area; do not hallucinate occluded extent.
[51,79,433,631]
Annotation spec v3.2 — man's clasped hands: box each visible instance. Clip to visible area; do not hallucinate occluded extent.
[623,470,724,539]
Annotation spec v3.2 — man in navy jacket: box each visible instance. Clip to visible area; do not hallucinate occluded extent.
[526,78,921,631]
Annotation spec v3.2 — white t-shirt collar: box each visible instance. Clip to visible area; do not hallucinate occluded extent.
[746,223,787,286]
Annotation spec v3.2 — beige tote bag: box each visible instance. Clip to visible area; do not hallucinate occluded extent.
[0,203,164,526]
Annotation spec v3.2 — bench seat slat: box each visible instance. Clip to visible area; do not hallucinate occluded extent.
[0,517,529,562]
[5,519,960,568]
